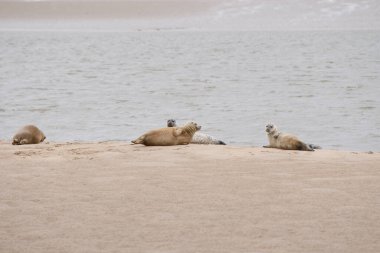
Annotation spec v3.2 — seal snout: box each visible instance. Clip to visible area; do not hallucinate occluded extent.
[266,124,274,133]
[266,123,277,132]
[167,119,176,127]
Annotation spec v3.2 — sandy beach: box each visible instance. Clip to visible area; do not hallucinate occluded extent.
[1,141,379,253]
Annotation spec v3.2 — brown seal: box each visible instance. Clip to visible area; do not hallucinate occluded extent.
[12,125,46,145]
[264,124,319,151]
[132,121,201,146]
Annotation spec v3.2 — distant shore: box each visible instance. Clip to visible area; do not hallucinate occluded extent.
[0,0,218,20]
[0,0,378,31]
[1,141,379,252]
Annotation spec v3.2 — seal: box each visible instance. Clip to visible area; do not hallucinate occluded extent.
[132,121,201,146]
[264,124,319,151]
[167,119,226,145]
[12,125,46,145]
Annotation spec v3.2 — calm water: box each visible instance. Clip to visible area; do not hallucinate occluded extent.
[0,31,379,151]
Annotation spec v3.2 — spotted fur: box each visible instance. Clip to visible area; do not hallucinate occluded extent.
[166,119,226,145]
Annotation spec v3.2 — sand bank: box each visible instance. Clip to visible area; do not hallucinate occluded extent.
[1,141,379,252]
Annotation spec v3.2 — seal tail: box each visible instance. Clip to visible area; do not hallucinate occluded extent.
[297,142,314,151]
[309,143,321,149]
[304,143,314,151]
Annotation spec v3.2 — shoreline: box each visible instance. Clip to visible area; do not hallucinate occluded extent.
[1,141,379,252]
[1,23,379,32]
[1,140,378,153]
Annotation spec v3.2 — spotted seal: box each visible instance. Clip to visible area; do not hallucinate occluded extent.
[167,119,226,145]
[264,124,320,151]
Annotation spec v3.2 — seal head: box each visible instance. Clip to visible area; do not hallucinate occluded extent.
[266,123,278,135]
[167,119,177,127]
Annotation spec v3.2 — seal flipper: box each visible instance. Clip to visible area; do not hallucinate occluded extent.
[20,139,28,145]
[173,128,183,137]
[131,135,145,145]
[218,140,226,145]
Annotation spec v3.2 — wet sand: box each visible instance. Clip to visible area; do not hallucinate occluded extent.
[1,141,379,253]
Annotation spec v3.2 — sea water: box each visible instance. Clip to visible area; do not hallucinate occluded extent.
[0,31,379,151]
